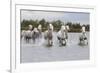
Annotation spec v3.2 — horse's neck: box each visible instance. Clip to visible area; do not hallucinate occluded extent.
[66,29,68,32]
[38,29,42,32]
[47,30,52,36]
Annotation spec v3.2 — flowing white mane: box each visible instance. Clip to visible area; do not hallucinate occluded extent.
[38,24,42,30]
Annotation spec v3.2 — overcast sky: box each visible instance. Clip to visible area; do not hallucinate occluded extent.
[21,10,90,25]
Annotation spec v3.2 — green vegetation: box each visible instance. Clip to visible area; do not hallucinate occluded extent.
[21,19,90,32]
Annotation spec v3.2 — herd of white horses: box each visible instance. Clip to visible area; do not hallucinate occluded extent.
[21,24,88,46]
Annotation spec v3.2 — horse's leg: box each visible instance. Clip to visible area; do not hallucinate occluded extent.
[40,32,42,38]
[29,37,31,43]
[49,38,53,46]
[80,39,83,44]
[47,38,50,46]
[26,37,28,43]
[32,38,34,43]
[57,36,60,43]
[27,37,29,43]
[48,39,49,46]
[32,37,35,43]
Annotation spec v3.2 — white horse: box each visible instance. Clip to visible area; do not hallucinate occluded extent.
[57,25,69,46]
[79,26,88,45]
[24,25,33,43]
[37,24,42,38]
[21,25,33,43]
[31,27,40,43]
[65,25,70,39]
[21,24,43,44]
[26,24,43,43]
[22,28,42,44]
[22,30,32,43]
[44,24,53,46]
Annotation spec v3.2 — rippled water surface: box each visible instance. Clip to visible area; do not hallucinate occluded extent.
[20,32,89,63]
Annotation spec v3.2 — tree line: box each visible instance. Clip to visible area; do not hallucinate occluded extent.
[21,19,90,32]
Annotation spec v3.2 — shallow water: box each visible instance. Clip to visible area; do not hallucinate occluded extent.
[20,32,89,63]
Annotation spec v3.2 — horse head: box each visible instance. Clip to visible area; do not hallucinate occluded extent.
[38,24,42,31]
[28,24,33,30]
[82,26,86,33]
[48,23,53,31]
[65,25,70,31]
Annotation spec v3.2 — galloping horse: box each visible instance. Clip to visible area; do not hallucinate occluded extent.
[57,25,69,46]
[31,27,40,43]
[44,24,53,46]
[37,24,42,38]
[22,25,33,43]
[79,26,88,45]
[24,30,32,43]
